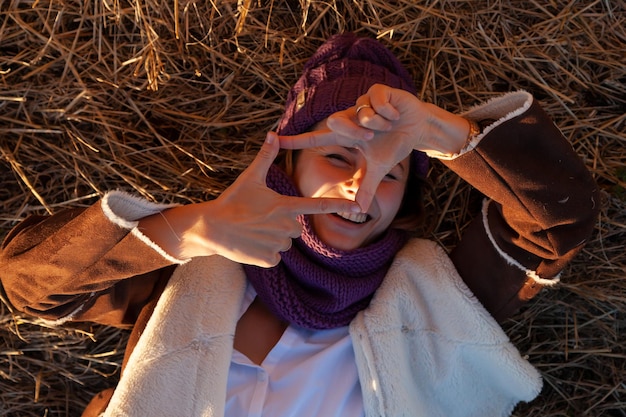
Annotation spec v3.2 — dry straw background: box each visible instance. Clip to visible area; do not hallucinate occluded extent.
[1,0,624,416]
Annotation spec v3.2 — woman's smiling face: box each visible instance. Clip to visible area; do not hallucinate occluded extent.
[292,142,410,251]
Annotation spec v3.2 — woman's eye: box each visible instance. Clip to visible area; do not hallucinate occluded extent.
[326,154,349,164]
[385,173,398,181]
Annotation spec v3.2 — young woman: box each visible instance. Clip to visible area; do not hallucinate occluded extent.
[0,33,599,417]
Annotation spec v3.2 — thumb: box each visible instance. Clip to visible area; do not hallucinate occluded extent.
[355,189,375,214]
[355,169,386,212]
[247,131,280,182]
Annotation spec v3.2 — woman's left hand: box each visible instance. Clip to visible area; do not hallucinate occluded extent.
[279,84,470,211]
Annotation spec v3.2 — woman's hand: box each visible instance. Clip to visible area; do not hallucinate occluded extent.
[139,132,360,267]
[279,84,471,211]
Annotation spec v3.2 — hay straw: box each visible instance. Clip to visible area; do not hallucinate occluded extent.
[1,1,624,415]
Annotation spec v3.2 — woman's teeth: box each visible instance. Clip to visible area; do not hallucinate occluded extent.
[336,212,368,223]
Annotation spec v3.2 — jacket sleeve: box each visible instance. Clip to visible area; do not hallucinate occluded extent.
[433,92,600,321]
[0,191,183,327]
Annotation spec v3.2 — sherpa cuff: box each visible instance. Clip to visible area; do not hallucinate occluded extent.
[481,199,560,287]
[428,90,533,160]
[101,190,188,265]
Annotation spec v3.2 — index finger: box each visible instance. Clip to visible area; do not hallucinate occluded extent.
[354,166,389,212]
[278,127,373,150]
[278,129,340,150]
[283,195,361,216]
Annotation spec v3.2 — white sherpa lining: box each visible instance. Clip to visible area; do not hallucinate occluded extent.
[102,255,248,417]
[481,199,560,287]
[103,241,542,417]
[428,91,533,161]
[102,190,178,227]
[352,238,542,416]
[102,190,188,265]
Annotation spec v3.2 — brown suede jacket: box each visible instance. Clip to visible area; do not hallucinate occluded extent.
[0,93,600,416]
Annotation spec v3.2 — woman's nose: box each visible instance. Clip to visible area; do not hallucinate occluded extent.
[343,169,364,194]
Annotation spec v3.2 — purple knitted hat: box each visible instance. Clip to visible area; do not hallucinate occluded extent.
[276,32,429,177]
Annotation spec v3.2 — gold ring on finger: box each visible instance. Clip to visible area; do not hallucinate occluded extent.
[355,104,372,117]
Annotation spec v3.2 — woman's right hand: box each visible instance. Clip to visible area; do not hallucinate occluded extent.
[138,132,360,267]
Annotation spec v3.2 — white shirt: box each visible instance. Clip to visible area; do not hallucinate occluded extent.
[225,284,364,417]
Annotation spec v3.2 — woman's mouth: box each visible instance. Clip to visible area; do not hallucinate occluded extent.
[334,211,369,224]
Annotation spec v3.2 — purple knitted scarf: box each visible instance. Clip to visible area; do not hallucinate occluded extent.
[243,165,408,330]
